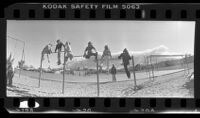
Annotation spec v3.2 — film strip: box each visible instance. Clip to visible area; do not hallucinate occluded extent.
[1,2,200,114]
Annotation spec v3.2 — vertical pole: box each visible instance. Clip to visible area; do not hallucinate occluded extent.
[185,54,190,76]
[147,56,151,80]
[131,56,137,90]
[144,56,149,77]
[62,51,66,94]
[150,56,154,80]
[96,52,100,97]
[19,42,25,78]
[181,55,186,76]
[38,54,43,88]
[156,57,158,73]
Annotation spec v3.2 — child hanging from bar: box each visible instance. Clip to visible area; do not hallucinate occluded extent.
[101,45,112,74]
[110,64,117,82]
[118,48,131,79]
[41,43,53,69]
[41,43,53,62]
[83,41,98,60]
[64,41,73,63]
[55,39,65,65]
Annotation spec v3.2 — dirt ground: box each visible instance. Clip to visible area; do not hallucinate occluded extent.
[7,69,194,97]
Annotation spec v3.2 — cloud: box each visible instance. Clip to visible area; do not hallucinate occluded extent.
[67,45,183,63]
[111,45,183,58]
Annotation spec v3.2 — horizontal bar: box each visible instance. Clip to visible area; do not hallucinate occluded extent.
[49,51,83,57]
[74,55,83,57]
[51,51,65,53]
[7,35,25,44]
[148,55,185,57]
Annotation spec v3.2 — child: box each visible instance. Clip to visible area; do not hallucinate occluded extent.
[110,64,117,82]
[83,41,98,60]
[64,41,73,63]
[41,43,53,63]
[118,48,131,79]
[55,39,65,65]
[101,45,112,73]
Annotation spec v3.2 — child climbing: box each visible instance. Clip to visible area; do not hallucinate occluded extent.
[101,45,112,73]
[55,39,65,65]
[41,43,53,63]
[64,41,73,63]
[83,41,98,60]
[118,48,131,79]
[110,64,117,82]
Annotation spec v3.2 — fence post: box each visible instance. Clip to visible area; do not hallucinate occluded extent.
[144,56,149,78]
[96,52,100,97]
[62,51,66,94]
[131,56,137,91]
[147,56,151,80]
[150,56,155,80]
[185,54,190,76]
[38,54,43,88]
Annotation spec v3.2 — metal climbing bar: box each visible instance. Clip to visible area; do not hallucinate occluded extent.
[62,50,66,94]
[131,56,137,91]
[49,51,83,57]
[147,54,189,80]
[149,54,185,57]
[7,35,26,79]
[38,49,100,96]
[95,52,100,97]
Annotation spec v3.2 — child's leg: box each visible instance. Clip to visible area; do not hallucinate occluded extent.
[114,74,116,82]
[92,52,98,59]
[89,52,97,58]
[69,53,73,60]
[64,56,68,63]
[124,64,131,78]
[57,51,61,65]
[41,53,45,61]
[47,54,50,63]
[112,74,116,82]
[106,56,109,73]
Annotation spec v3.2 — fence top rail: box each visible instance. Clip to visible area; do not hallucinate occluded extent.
[51,51,65,53]
[148,55,185,57]
[7,35,25,44]
[49,51,83,57]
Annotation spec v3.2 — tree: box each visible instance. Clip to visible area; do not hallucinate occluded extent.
[7,54,15,87]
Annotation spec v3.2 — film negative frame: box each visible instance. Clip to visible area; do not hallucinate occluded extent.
[1,2,200,113]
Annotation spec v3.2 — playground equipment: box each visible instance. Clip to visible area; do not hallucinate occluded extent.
[144,54,191,81]
[38,47,100,96]
[7,36,25,78]
[131,56,137,91]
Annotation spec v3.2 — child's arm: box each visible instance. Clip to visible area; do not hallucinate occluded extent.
[115,67,117,74]
[109,50,112,58]
[55,45,58,52]
[118,53,122,59]
[83,47,88,56]
[128,53,131,60]
[92,46,97,52]
[101,50,105,59]
[62,42,65,48]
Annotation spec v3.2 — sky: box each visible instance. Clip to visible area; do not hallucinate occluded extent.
[7,20,195,68]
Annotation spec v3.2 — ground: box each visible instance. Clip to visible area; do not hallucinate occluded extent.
[7,69,194,97]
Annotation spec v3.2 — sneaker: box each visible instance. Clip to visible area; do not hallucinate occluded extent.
[57,61,61,65]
